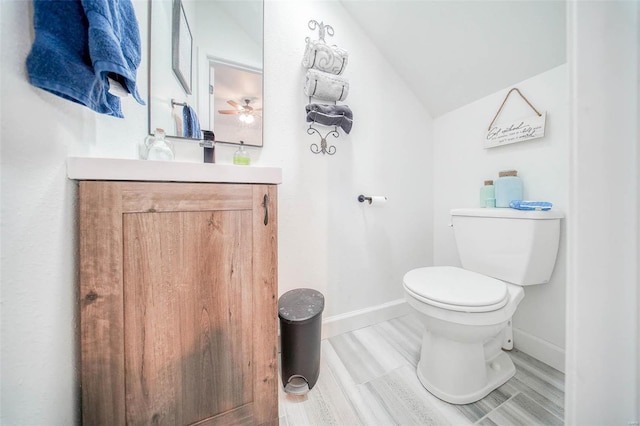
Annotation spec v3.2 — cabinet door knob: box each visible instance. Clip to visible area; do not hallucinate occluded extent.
[263,194,269,226]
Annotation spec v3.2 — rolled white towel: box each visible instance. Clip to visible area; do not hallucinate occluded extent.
[304,69,349,102]
[302,37,348,75]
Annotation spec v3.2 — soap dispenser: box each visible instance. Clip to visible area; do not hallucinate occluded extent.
[233,141,250,165]
[144,128,174,161]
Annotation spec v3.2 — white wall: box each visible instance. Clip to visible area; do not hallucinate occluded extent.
[565,1,638,423]
[0,0,432,423]
[261,0,433,317]
[433,65,569,371]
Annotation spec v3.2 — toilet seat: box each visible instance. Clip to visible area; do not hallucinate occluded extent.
[403,266,508,313]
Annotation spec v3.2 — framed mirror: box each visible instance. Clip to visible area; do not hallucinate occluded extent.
[148,0,264,146]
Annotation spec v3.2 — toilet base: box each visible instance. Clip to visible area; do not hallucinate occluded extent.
[416,350,515,405]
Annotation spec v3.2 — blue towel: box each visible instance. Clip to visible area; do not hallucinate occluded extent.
[509,200,553,211]
[183,105,201,139]
[82,0,145,105]
[26,0,144,118]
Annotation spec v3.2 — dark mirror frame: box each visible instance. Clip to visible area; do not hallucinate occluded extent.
[171,0,192,95]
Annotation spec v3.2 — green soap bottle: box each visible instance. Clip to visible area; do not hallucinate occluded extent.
[480,180,496,208]
[233,141,250,165]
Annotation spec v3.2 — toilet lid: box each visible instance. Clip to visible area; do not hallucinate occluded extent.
[403,266,508,312]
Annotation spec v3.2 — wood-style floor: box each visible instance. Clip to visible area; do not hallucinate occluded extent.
[278,313,564,425]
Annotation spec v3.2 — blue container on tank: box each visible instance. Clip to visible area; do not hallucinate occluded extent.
[495,170,523,207]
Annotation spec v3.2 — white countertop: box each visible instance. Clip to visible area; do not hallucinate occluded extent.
[67,157,282,184]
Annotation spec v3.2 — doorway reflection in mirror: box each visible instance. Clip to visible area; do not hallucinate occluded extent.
[210,61,262,147]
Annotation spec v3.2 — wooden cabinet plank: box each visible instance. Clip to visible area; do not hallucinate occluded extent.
[79,181,126,425]
[191,404,255,426]
[121,182,252,212]
[252,185,279,424]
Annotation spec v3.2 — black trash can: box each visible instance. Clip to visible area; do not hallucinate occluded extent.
[278,288,325,395]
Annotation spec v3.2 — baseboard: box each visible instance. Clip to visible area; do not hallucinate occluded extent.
[321,299,411,340]
[293,300,566,374]
[513,328,565,373]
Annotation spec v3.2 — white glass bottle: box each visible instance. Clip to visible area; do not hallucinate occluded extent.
[145,128,174,161]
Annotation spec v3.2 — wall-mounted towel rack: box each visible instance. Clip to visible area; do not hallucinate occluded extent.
[309,19,332,42]
[308,125,338,155]
[171,99,188,108]
[302,19,351,156]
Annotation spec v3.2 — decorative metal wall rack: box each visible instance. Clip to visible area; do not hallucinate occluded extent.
[308,125,339,155]
[302,19,352,155]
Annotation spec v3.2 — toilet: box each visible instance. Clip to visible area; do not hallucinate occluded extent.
[403,208,563,404]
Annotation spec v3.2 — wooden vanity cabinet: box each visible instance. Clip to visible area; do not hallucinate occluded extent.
[79,181,278,426]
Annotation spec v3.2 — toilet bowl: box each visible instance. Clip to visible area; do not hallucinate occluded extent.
[403,266,524,404]
[404,208,562,405]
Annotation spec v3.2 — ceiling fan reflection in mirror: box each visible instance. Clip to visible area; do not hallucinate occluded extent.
[218,99,262,124]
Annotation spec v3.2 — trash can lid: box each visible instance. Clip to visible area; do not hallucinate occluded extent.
[278,288,325,323]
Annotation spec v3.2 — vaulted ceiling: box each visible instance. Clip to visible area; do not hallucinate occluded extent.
[340,0,567,117]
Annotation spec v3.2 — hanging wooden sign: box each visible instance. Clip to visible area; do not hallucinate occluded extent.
[484,112,546,148]
[484,87,546,149]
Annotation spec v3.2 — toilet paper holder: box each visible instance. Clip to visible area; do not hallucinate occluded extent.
[357,194,387,205]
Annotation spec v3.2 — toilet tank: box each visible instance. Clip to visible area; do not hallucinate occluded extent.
[451,208,563,286]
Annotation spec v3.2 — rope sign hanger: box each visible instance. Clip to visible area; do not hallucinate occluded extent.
[488,88,542,131]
